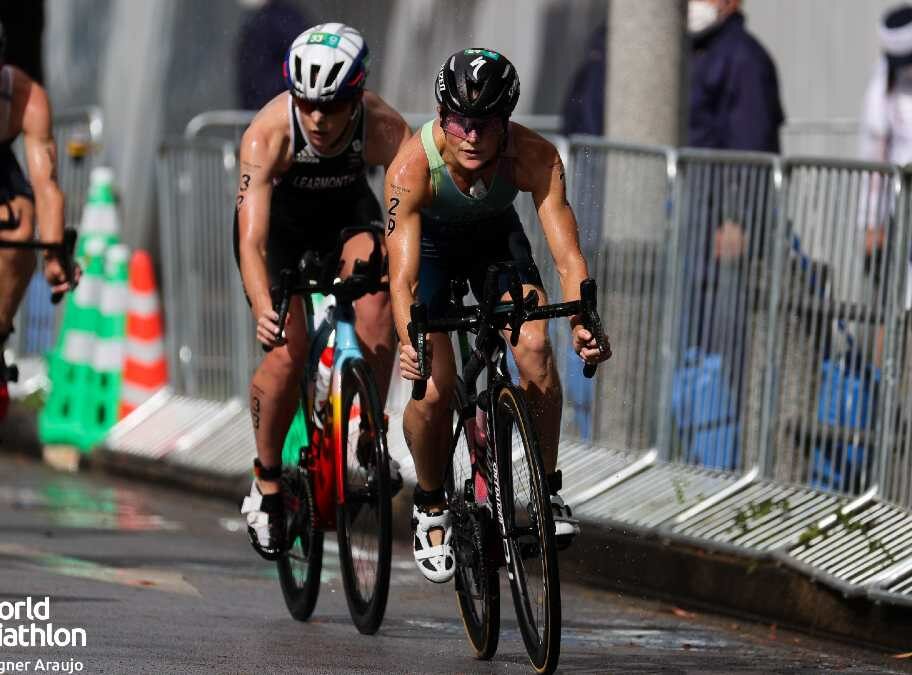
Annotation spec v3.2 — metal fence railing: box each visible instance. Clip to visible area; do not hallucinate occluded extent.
[10,106,104,359]
[154,109,912,513]
[766,159,901,498]
[667,150,782,477]
[156,137,255,401]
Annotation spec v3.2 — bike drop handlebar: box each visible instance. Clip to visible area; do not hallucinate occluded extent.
[0,227,78,304]
[262,227,388,353]
[408,265,610,401]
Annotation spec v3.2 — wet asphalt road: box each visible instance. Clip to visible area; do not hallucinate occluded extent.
[0,453,909,674]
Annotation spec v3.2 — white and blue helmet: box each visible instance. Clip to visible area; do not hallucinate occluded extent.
[283,23,369,101]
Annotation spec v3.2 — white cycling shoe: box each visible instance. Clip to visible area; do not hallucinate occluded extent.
[551,492,581,550]
[412,505,456,583]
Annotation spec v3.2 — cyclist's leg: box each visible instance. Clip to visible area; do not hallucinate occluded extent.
[469,210,578,544]
[340,229,395,404]
[233,212,310,558]
[0,195,37,340]
[403,249,459,580]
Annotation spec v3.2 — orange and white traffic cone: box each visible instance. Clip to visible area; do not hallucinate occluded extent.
[119,250,167,419]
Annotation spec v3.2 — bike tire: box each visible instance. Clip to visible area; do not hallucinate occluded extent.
[447,378,500,660]
[336,357,393,635]
[493,382,561,675]
[277,466,324,621]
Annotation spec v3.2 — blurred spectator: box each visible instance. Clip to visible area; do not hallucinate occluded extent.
[676,0,785,469]
[859,4,912,365]
[688,0,784,153]
[561,22,606,137]
[0,1,45,84]
[236,0,310,110]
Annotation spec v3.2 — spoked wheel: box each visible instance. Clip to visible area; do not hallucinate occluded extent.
[337,358,392,635]
[493,383,560,675]
[277,465,324,621]
[447,379,500,660]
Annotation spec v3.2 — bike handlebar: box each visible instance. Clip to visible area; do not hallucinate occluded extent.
[0,227,78,304]
[262,227,387,353]
[407,264,610,400]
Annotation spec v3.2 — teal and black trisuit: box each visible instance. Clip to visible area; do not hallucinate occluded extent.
[232,96,382,286]
[417,120,542,318]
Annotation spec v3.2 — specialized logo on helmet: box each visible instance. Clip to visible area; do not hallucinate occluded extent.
[469,56,486,80]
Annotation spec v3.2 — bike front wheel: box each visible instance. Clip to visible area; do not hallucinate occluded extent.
[336,357,393,635]
[277,466,324,621]
[448,378,500,660]
[493,382,561,675]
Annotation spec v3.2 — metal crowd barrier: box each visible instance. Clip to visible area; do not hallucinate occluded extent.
[9,106,103,361]
[766,158,901,497]
[156,137,255,401]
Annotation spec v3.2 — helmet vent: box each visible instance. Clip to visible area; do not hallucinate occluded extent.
[294,56,303,86]
[310,64,320,89]
[325,61,344,88]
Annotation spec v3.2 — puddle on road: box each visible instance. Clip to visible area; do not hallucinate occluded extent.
[0,543,201,596]
[0,483,181,531]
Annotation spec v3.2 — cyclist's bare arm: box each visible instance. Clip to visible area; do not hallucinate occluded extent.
[385,134,431,376]
[512,125,588,303]
[513,124,608,361]
[362,91,411,169]
[20,75,71,293]
[236,102,291,345]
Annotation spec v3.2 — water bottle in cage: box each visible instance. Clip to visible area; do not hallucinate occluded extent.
[312,336,334,430]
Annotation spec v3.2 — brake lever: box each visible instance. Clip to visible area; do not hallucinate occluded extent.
[508,271,524,347]
[579,278,609,378]
[408,302,429,400]
[50,228,78,305]
[263,268,294,353]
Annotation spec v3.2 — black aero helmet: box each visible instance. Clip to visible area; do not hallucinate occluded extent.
[435,48,519,118]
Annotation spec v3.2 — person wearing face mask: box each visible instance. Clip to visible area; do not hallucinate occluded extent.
[688,0,784,153]
[680,0,784,470]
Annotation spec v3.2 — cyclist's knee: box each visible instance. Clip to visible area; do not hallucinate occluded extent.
[355,291,392,332]
[512,324,553,366]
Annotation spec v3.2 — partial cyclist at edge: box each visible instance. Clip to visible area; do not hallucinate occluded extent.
[385,48,612,583]
[234,23,411,560]
[0,21,78,420]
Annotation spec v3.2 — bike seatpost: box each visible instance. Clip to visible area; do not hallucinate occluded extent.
[408,302,429,400]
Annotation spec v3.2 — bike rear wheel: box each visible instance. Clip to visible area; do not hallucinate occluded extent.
[336,358,392,635]
[493,382,560,675]
[277,465,324,621]
[447,379,500,660]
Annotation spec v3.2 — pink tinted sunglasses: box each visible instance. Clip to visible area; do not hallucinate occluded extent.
[442,113,503,140]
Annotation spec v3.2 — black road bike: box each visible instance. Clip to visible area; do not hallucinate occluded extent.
[408,263,609,675]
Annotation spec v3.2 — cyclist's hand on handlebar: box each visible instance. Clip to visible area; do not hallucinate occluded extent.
[44,257,80,296]
[256,305,285,349]
[399,341,432,380]
[572,323,611,364]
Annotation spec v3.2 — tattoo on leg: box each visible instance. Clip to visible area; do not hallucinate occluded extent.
[403,428,414,451]
[251,385,265,430]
